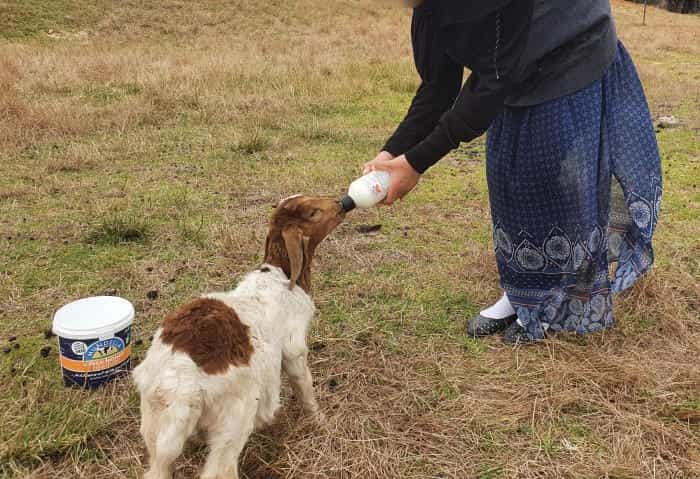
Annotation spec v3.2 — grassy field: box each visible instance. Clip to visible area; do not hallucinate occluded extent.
[0,1,698,477]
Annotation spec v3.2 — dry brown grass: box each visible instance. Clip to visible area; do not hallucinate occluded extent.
[614,1,700,128]
[0,0,409,155]
[0,1,698,478]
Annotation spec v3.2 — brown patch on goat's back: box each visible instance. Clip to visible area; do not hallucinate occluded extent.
[160,298,253,374]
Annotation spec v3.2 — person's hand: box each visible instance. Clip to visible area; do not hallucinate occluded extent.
[363,153,420,205]
[367,150,395,165]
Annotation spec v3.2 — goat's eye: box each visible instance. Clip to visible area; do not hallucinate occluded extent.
[308,209,322,221]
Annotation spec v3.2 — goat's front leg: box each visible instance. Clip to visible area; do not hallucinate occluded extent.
[282,350,320,416]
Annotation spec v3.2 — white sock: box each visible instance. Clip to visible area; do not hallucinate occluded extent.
[480,292,515,319]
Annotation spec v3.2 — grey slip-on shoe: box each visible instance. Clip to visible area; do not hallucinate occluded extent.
[467,314,517,337]
[502,321,543,345]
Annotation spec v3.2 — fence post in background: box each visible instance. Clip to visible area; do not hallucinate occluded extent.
[643,0,648,25]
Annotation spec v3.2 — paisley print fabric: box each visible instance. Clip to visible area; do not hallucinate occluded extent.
[486,43,662,340]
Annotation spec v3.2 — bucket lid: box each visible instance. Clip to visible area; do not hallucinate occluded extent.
[53,296,135,340]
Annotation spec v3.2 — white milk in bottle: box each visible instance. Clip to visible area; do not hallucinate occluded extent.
[340,170,391,211]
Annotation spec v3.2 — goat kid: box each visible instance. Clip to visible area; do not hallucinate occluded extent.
[133,196,345,479]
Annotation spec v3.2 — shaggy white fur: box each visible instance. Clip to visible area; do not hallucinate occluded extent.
[133,266,319,479]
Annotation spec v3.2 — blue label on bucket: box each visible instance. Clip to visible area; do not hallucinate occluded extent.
[58,326,132,389]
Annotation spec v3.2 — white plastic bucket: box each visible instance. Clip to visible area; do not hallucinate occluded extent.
[52,296,134,388]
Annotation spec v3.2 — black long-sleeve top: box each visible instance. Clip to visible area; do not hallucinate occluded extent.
[384,0,617,174]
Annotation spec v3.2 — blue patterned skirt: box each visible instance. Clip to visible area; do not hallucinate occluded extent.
[486,43,662,340]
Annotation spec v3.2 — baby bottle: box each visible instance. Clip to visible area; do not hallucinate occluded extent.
[340,170,391,212]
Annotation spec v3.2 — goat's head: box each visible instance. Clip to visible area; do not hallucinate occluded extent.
[264,195,345,292]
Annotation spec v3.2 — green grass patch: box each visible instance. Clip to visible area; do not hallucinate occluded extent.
[0,0,107,40]
[85,215,150,246]
[232,129,270,155]
[82,82,143,105]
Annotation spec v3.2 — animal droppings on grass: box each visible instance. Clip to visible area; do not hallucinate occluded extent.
[40,346,51,358]
[2,347,10,354]
[327,377,339,391]
[309,341,327,352]
[8,336,16,342]
[13,343,19,350]
[146,289,159,300]
[356,224,382,234]
[103,289,118,296]
[86,216,149,246]
[134,339,143,347]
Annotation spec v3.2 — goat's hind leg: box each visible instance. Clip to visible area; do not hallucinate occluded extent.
[200,400,256,479]
[143,422,192,479]
[142,396,200,479]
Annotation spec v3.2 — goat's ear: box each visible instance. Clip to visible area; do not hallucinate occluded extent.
[281,225,308,289]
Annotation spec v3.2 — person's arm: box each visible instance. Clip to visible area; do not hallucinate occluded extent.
[364,3,531,204]
[402,4,532,174]
[383,55,464,159]
[364,70,510,205]
[404,69,511,174]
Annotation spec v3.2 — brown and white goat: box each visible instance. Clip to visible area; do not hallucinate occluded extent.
[133,195,345,479]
